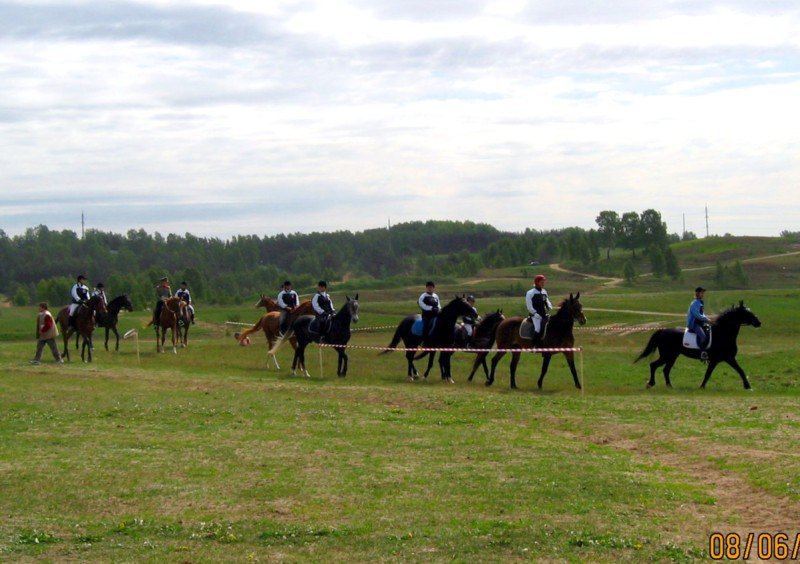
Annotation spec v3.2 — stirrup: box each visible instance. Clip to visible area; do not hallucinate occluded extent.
[700,351,709,361]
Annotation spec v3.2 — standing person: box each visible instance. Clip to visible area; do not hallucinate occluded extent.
[687,286,712,361]
[175,281,195,324]
[311,280,335,336]
[525,274,553,343]
[418,281,440,337]
[277,280,299,336]
[69,274,90,328]
[153,277,171,328]
[31,302,63,365]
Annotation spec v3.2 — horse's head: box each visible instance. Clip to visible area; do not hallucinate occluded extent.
[344,294,359,324]
[565,292,586,325]
[89,294,107,313]
[735,300,761,328]
[447,294,478,319]
[255,294,274,309]
[122,294,134,312]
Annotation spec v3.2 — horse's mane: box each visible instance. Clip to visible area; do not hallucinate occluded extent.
[551,297,573,320]
[714,304,743,325]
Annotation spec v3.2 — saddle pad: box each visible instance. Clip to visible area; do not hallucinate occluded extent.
[683,328,712,350]
[519,318,534,340]
[411,315,438,337]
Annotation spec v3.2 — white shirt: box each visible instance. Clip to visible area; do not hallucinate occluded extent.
[525,287,553,316]
[418,292,440,312]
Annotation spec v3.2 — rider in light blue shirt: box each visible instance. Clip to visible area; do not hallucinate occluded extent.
[687,286,711,360]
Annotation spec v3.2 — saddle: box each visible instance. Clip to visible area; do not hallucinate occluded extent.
[682,327,713,350]
[411,315,437,337]
[519,316,548,341]
[309,315,332,338]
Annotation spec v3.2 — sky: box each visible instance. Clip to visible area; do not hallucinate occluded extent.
[1,0,799,239]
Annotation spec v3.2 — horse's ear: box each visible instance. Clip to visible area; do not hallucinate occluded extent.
[575,292,580,300]
[354,293,359,300]
[569,293,574,301]
[739,300,744,308]
[346,295,350,301]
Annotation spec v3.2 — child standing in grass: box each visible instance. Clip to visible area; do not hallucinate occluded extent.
[31,302,63,365]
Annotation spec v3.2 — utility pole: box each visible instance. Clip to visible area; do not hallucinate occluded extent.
[81,210,85,239]
[704,204,709,238]
[682,213,686,239]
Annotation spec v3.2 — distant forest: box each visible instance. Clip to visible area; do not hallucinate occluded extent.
[2,210,685,307]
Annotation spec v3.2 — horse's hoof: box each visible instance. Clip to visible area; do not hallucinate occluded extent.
[485,379,493,387]
[445,377,455,384]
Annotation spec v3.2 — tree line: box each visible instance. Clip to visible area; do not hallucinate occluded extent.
[2,211,684,307]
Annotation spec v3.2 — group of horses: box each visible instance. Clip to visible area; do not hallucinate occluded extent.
[55,294,134,362]
[236,291,762,390]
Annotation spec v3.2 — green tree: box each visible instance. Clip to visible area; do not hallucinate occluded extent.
[620,212,641,257]
[13,286,31,306]
[595,210,621,260]
[648,245,666,278]
[714,261,728,288]
[664,247,681,280]
[623,259,637,284]
[731,260,749,287]
[639,209,668,249]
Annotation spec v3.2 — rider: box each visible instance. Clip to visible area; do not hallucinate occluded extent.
[311,280,335,337]
[525,274,552,343]
[418,281,440,337]
[277,280,299,336]
[92,282,108,326]
[69,274,90,329]
[461,295,478,345]
[175,281,195,324]
[153,277,171,328]
[687,286,711,361]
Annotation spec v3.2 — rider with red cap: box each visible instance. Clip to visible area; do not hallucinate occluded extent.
[525,274,552,343]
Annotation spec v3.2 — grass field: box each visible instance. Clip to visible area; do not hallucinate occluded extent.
[2,261,799,561]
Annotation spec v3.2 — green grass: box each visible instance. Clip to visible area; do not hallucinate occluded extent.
[1,276,799,561]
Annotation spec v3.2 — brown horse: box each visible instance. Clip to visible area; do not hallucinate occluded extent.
[147,296,187,354]
[56,295,107,362]
[237,300,313,369]
[488,293,586,390]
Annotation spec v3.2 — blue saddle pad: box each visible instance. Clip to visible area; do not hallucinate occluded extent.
[411,316,436,337]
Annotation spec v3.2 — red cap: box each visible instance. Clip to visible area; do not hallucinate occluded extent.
[534,274,547,284]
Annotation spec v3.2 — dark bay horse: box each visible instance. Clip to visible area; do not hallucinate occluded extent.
[488,293,586,389]
[238,300,313,369]
[463,309,505,382]
[381,296,478,383]
[96,294,134,351]
[635,300,761,389]
[291,295,359,378]
[56,295,107,362]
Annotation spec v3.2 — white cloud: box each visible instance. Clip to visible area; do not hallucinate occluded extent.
[1,0,799,238]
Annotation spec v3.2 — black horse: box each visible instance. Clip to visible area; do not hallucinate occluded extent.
[291,295,359,378]
[95,294,134,351]
[635,300,761,389]
[381,295,478,383]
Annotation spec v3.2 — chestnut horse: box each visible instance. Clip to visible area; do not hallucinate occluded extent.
[237,300,313,369]
[56,295,107,362]
[149,296,186,354]
[487,293,586,390]
[255,294,281,312]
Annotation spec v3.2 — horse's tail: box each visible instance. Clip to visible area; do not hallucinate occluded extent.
[634,330,662,363]
[143,318,154,329]
[379,323,404,355]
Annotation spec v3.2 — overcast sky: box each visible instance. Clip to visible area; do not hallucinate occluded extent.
[1,0,798,239]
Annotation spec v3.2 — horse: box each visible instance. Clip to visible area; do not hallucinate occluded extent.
[95,294,134,351]
[381,295,478,383]
[150,296,186,354]
[488,293,586,390]
[237,300,313,369]
[56,295,107,362]
[635,300,762,389]
[290,295,359,378]
[176,300,191,349]
[462,309,506,382]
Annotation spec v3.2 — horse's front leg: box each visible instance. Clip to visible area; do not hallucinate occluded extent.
[439,352,454,383]
[104,327,110,351]
[564,351,581,390]
[113,326,120,351]
[337,349,348,377]
[509,351,521,389]
[171,324,178,354]
[537,353,553,389]
[406,351,419,381]
[700,360,720,389]
[725,358,752,390]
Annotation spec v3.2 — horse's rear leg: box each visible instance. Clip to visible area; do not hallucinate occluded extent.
[488,351,506,386]
[440,352,454,383]
[406,351,419,381]
[467,353,486,381]
[661,355,679,388]
[647,356,667,388]
[105,327,110,351]
[423,352,436,379]
[337,350,348,377]
[564,352,581,389]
